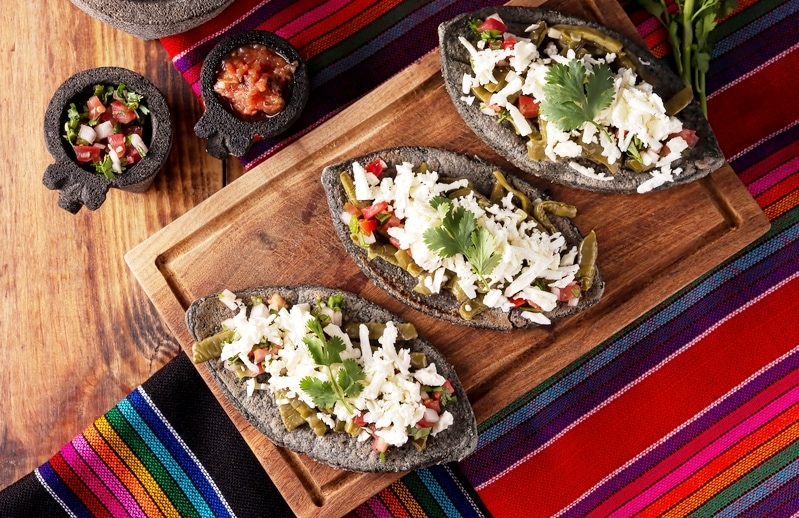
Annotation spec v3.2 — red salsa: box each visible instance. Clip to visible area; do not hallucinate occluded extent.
[213,43,297,121]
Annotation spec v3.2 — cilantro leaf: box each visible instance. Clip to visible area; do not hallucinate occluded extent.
[299,315,364,414]
[540,61,615,133]
[338,359,365,398]
[423,199,501,289]
[299,377,339,409]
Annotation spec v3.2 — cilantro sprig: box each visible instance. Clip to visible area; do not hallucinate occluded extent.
[540,61,615,135]
[299,317,365,414]
[423,196,501,290]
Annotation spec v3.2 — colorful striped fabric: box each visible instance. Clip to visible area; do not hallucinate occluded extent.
[449,0,799,516]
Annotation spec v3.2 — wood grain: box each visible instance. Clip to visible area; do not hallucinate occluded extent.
[125,1,769,517]
[0,1,224,489]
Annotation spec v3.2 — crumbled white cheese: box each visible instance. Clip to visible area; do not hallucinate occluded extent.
[217,296,455,450]
[459,20,693,191]
[568,161,613,181]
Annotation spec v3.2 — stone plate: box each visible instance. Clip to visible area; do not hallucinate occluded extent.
[321,146,605,331]
[185,285,478,473]
[438,6,725,194]
[68,0,235,40]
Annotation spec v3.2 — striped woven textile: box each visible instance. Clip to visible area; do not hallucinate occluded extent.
[451,0,799,516]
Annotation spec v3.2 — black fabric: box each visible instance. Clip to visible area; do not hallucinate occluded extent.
[0,352,294,518]
[0,472,70,517]
[139,351,295,518]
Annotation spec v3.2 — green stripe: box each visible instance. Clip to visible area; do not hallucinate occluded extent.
[402,471,446,517]
[308,0,430,73]
[105,407,200,518]
[714,0,786,41]
[687,439,799,517]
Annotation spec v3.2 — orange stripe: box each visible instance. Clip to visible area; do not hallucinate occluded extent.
[378,484,413,517]
[50,452,113,518]
[95,416,182,518]
[641,403,799,516]
[764,189,799,221]
[392,481,428,517]
[661,417,799,517]
[84,425,165,518]
[295,0,401,58]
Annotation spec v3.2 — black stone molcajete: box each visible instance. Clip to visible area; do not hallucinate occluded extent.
[67,0,235,40]
[194,31,309,160]
[43,67,172,213]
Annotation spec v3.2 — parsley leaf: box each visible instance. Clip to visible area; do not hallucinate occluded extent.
[423,196,501,289]
[300,316,364,414]
[540,61,615,133]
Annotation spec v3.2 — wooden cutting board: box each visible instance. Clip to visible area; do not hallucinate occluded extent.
[126,0,770,515]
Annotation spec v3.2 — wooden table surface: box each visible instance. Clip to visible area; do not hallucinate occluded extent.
[0,2,242,489]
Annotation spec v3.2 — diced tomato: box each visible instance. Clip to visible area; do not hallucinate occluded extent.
[442,380,455,395]
[110,100,137,124]
[125,125,143,137]
[674,128,699,148]
[389,236,403,249]
[361,201,388,220]
[73,145,102,163]
[501,37,517,51]
[87,95,106,120]
[344,202,362,216]
[359,218,378,235]
[353,414,367,427]
[477,14,507,33]
[423,399,441,413]
[380,214,402,233]
[557,281,582,302]
[509,297,527,307]
[372,435,389,453]
[517,95,540,118]
[417,416,436,428]
[364,158,386,176]
[107,133,127,156]
[124,145,142,165]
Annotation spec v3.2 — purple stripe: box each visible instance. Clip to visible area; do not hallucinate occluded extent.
[36,462,93,517]
[365,492,396,518]
[707,10,799,94]
[609,383,799,516]
[60,442,130,518]
[748,156,799,196]
[741,469,799,517]
[732,119,799,175]
[71,434,146,518]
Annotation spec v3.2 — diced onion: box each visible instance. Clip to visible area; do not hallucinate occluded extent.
[108,147,123,174]
[94,121,114,140]
[78,124,96,144]
[424,407,440,424]
[129,133,148,156]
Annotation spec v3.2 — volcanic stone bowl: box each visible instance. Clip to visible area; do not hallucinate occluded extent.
[68,0,235,40]
[194,30,309,160]
[43,67,172,214]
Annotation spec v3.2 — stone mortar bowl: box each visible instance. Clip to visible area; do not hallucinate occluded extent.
[194,30,309,160]
[68,0,236,40]
[43,67,172,213]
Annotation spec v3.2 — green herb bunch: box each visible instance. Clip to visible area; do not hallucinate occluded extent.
[637,0,738,117]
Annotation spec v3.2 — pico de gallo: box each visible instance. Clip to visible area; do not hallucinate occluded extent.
[62,83,150,179]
